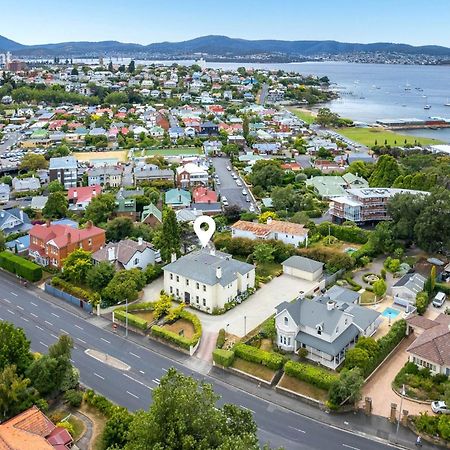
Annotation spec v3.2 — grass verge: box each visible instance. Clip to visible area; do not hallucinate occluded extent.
[232,357,276,382]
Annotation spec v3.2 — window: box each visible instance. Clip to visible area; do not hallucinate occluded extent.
[176,289,179,296]
[284,317,288,326]
[186,279,189,286]
[247,273,249,279]
[196,296,199,303]
[203,298,206,306]
[170,286,173,294]
[196,282,199,289]
[170,273,173,280]
[176,276,179,282]
[288,337,291,346]
[203,285,206,292]
[88,238,92,246]
[317,328,322,335]
[336,327,339,334]
[134,258,139,265]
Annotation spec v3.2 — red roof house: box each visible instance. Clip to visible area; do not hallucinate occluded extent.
[68,185,101,210]
[192,187,218,204]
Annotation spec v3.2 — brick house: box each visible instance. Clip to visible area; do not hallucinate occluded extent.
[29,221,105,269]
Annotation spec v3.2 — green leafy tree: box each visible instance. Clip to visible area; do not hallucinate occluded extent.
[153,292,172,320]
[19,153,48,171]
[0,322,32,375]
[387,193,424,241]
[258,211,278,224]
[344,347,370,373]
[128,60,136,74]
[101,269,146,306]
[86,261,115,291]
[328,368,364,407]
[250,160,284,189]
[316,108,341,127]
[47,180,65,193]
[253,243,275,263]
[62,249,93,284]
[103,407,134,449]
[372,278,387,300]
[124,368,260,450]
[105,217,134,242]
[84,193,116,225]
[43,191,68,219]
[157,208,180,262]
[0,365,38,421]
[0,230,5,252]
[369,155,401,187]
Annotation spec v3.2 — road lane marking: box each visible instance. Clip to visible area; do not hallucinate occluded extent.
[240,405,255,413]
[100,337,110,344]
[21,317,29,322]
[51,333,58,339]
[10,292,17,296]
[36,325,44,331]
[51,312,60,318]
[74,325,83,330]
[126,391,139,399]
[129,352,141,358]
[288,426,306,434]
[123,373,152,389]
[30,302,37,306]
[39,341,48,348]
[139,370,145,374]
[162,368,168,372]
[44,320,53,326]
[16,305,24,310]
[7,309,15,315]
[3,299,10,303]
[30,313,38,318]
[94,372,105,380]
[77,338,86,344]
[342,445,360,450]
[60,329,68,334]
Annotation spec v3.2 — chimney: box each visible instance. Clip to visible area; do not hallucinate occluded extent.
[108,246,115,261]
[210,248,216,256]
[66,231,71,243]
[46,219,51,227]
[138,237,143,246]
[216,266,222,279]
[327,300,335,311]
[171,252,177,263]
[267,217,273,225]
[73,190,77,198]
[298,291,305,300]
[86,220,93,229]
[19,210,24,221]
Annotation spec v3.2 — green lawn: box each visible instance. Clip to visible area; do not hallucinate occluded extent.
[335,127,443,147]
[278,374,328,402]
[142,147,202,156]
[232,357,276,382]
[256,261,282,278]
[360,290,376,304]
[288,107,316,125]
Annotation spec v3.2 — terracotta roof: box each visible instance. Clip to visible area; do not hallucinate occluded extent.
[193,187,218,203]
[406,314,440,331]
[68,185,101,204]
[0,406,72,450]
[232,220,308,237]
[407,314,450,366]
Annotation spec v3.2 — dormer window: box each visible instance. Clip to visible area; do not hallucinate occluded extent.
[284,317,288,326]
[316,324,323,335]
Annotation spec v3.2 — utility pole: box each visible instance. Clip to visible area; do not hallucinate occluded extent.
[125,297,128,338]
[244,315,247,336]
[396,384,405,436]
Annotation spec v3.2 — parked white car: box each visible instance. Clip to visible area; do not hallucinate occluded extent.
[433,292,446,308]
[432,401,450,414]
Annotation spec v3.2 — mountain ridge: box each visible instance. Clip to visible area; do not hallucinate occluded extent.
[1,34,450,58]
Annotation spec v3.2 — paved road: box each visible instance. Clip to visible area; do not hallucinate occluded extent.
[212,156,255,212]
[0,276,417,450]
[259,83,269,105]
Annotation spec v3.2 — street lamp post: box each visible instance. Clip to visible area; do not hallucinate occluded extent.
[226,323,230,334]
[244,315,247,336]
[396,384,405,436]
[125,297,128,338]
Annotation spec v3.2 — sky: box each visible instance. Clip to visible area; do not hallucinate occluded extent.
[3,0,450,47]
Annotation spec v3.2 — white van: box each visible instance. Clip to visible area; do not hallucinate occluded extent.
[433,292,447,308]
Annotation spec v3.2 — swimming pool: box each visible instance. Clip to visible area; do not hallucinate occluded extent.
[382,307,401,318]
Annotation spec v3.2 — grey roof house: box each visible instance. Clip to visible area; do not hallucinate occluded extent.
[275,291,381,369]
[0,208,32,235]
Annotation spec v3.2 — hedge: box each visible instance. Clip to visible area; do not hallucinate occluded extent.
[344,274,362,291]
[436,283,450,295]
[151,325,193,350]
[317,222,369,244]
[284,360,339,391]
[51,276,101,304]
[83,389,125,418]
[0,251,42,282]
[176,309,202,346]
[233,343,284,371]
[114,310,148,331]
[212,348,235,367]
[216,329,226,349]
[115,301,156,312]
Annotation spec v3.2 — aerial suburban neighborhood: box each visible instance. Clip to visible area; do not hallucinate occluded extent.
[1,5,450,449]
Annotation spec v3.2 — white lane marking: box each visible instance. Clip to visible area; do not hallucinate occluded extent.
[3,298,10,303]
[240,405,255,413]
[51,333,58,339]
[70,359,74,364]
[94,372,105,380]
[44,320,53,326]
[129,352,141,358]
[10,292,17,296]
[162,368,168,372]
[123,373,152,389]
[16,305,24,311]
[152,379,160,385]
[60,329,68,334]
[126,391,139,399]
[30,312,38,318]
[77,338,86,344]
[342,445,360,450]
[36,325,44,331]
[7,309,15,315]
[30,302,37,306]
[139,370,145,374]
[39,341,48,348]
[74,324,83,330]
[51,312,60,318]
[100,337,110,344]
[21,317,29,322]
[288,426,306,434]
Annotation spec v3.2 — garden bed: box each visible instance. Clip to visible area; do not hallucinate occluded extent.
[278,373,328,403]
[232,357,276,382]
[133,310,155,323]
[163,318,196,340]
[360,291,376,304]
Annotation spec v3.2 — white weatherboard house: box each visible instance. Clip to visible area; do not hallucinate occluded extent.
[392,272,426,307]
[275,293,381,369]
[163,249,255,313]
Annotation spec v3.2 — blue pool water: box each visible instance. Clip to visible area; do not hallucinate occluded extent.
[382,307,401,318]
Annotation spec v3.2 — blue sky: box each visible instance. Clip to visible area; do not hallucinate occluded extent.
[4,0,450,47]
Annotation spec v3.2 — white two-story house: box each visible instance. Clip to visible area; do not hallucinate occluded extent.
[163,249,255,313]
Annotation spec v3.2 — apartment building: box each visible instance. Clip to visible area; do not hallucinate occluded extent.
[87,165,123,187]
[331,188,429,224]
[29,221,105,269]
[49,156,78,189]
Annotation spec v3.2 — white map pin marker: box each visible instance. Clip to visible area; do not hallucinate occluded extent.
[193,215,216,247]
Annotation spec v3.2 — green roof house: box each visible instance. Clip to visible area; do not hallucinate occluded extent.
[165,188,191,209]
[141,203,162,227]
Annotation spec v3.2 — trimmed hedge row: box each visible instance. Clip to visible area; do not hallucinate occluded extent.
[83,389,121,418]
[212,348,235,367]
[0,251,42,282]
[344,274,362,291]
[51,276,101,304]
[284,360,339,391]
[436,283,450,295]
[216,329,226,349]
[115,301,156,312]
[233,343,284,371]
[151,325,193,350]
[177,309,202,346]
[114,310,148,331]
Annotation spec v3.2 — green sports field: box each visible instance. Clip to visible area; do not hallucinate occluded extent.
[336,127,443,147]
[288,107,316,125]
[140,147,203,156]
